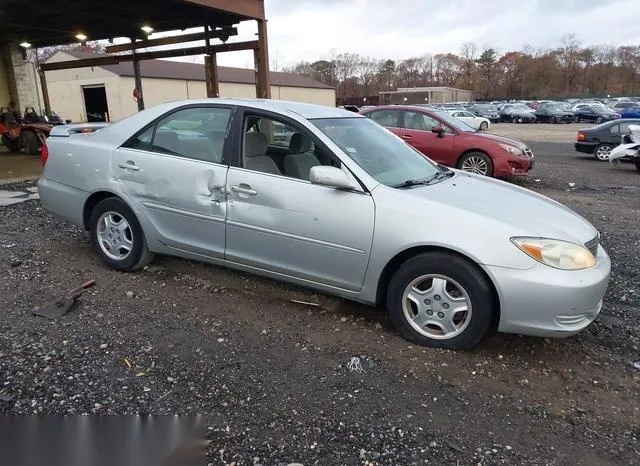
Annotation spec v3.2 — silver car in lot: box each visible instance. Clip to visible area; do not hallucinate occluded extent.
[37,99,611,349]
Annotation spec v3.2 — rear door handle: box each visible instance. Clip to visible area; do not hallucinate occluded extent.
[230,185,257,196]
[118,161,139,171]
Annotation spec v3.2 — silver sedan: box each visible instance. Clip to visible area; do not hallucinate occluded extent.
[37,99,611,349]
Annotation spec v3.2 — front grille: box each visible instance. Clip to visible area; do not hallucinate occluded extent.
[584,235,599,257]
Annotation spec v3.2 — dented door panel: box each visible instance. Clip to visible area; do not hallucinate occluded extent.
[225,167,375,291]
[111,148,228,258]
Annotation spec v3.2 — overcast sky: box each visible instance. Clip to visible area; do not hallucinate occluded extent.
[209,0,640,69]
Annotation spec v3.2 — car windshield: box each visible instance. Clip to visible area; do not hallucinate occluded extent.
[311,117,442,187]
[591,104,613,113]
[432,110,476,132]
[473,104,497,112]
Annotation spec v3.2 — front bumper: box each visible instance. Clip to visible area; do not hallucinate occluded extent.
[493,149,535,177]
[487,245,611,337]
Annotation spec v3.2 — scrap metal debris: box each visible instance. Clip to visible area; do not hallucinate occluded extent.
[633,361,640,371]
[347,356,365,373]
[33,279,96,319]
[290,299,320,307]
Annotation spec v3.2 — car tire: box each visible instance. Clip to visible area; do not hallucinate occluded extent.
[574,116,580,123]
[386,252,496,350]
[550,116,557,124]
[1,134,21,152]
[89,197,154,272]
[22,131,40,155]
[596,117,603,124]
[594,143,613,161]
[458,151,493,176]
[635,160,640,172]
[479,121,488,131]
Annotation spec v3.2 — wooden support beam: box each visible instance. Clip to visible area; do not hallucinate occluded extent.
[133,54,144,111]
[38,69,51,117]
[105,28,237,53]
[41,41,259,71]
[204,54,219,98]
[255,19,271,98]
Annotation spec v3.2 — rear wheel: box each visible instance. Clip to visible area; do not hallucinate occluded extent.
[1,134,21,152]
[594,143,613,161]
[89,197,154,271]
[386,252,496,350]
[458,152,493,176]
[635,160,640,172]
[550,116,557,124]
[574,116,580,123]
[22,131,40,155]
[596,117,603,124]
[479,121,488,131]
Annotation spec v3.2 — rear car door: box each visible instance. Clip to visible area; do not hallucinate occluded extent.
[398,110,455,164]
[224,109,375,291]
[111,105,233,258]
[366,109,401,136]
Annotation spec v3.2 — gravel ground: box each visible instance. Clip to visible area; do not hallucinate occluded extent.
[1,142,639,465]
[489,122,597,142]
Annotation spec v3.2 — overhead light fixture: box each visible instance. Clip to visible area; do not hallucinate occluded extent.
[75,33,87,41]
[140,26,154,34]
[19,42,31,48]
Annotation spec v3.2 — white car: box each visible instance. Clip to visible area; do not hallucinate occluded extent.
[448,110,490,131]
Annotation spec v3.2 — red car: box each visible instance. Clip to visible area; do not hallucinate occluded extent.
[359,105,534,177]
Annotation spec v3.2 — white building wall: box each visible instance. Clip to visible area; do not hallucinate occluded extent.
[42,53,336,121]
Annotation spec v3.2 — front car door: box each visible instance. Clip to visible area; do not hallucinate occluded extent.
[398,110,455,165]
[111,105,233,258]
[224,109,375,292]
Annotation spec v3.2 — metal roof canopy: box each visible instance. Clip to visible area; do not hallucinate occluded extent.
[0,0,270,113]
[0,0,264,47]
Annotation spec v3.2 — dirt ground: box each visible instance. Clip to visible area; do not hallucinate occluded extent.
[488,122,597,143]
[0,141,639,465]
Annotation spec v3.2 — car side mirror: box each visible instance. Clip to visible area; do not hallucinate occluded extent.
[431,126,445,137]
[309,166,356,190]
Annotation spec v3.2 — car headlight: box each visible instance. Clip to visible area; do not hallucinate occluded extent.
[498,143,524,156]
[511,237,596,270]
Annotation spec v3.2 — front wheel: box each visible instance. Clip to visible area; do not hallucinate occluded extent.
[1,134,21,152]
[596,117,603,124]
[574,116,580,123]
[458,152,493,176]
[89,197,154,271]
[386,252,496,349]
[550,116,557,124]
[22,131,40,155]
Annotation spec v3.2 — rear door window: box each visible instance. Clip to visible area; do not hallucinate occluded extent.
[368,110,399,128]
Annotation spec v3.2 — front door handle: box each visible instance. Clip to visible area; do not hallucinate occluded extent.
[230,185,257,196]
[118,161,139,171]
[401,135,412,140]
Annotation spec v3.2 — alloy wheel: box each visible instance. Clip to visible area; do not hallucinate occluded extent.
[97,211,133,260]
[595,145,612,161]
[402,274,472,340]
[461,156,488,175]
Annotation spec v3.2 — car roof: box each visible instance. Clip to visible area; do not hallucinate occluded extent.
[584,118,640,131]
[154,98,361,120]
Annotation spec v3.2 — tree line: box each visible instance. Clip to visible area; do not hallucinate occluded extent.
[284,34,640,102]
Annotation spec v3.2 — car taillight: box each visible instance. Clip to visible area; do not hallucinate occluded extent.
[577,132,585,141]
[41,143,49,167]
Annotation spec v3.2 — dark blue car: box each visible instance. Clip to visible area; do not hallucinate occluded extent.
[619,105,640,119]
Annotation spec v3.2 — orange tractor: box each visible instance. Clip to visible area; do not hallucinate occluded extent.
[0,105,66,155]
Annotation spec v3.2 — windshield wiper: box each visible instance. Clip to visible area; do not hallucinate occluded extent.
[392,178,430,189]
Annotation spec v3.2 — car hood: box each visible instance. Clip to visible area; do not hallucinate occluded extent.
[470,132,528,149]
[402,172,598,245]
